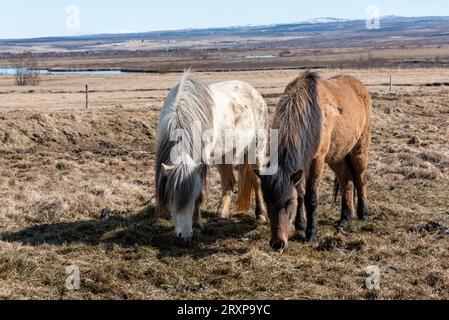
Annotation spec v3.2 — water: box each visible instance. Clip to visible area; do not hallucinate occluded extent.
[50,70,124,75]
[225,54,276,61]
[0,68,14,75]
[245,55,275,60]
[0,68,50,76]
[0,67,123,76]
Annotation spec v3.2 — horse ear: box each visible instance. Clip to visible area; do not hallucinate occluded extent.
[291,170,304,186]
[161,163,174,176]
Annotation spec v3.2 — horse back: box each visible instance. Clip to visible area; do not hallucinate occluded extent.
[209,80,267,131]
[317,75,372,162]
[321,75,371,114]
[209,81,268,163]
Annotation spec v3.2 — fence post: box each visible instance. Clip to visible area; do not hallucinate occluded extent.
[85,84,89,109]
[389,74,393,92]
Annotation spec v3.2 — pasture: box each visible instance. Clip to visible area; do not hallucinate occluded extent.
[0,68,448,299]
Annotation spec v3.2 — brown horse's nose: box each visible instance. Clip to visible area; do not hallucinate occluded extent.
[270,239,288,252]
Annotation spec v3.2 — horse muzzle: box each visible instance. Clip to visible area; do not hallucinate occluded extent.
[270,238,288,252]
[177,232,193,242]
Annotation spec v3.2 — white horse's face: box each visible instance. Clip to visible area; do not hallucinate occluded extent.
[162,164,202,242]
[171,202,196,242]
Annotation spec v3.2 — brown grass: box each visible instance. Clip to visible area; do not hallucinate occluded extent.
[0,68,448,299]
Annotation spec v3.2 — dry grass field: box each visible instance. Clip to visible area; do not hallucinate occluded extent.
[3,44,448,72]
[0,68,448,299]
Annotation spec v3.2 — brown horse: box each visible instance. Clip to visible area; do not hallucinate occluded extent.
[260,71,372,251]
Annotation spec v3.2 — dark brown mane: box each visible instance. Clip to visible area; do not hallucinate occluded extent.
[262,72,323,200]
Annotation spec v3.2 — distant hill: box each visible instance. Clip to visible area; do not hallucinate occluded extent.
[1,16,449,51]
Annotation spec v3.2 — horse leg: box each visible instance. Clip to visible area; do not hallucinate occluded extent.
[217,164,236,219]
[193,207,204,230]
[305,157,325,243]
[350,134,370,221]
[193,193,204,230]
[251,170,268,223]
[334,161,355,231]
[294,180,307,232]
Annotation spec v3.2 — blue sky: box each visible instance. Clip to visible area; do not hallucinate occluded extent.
[1,0,448,39]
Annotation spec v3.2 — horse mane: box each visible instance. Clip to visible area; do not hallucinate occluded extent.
[263,71,323,199]
[156,71,214,214]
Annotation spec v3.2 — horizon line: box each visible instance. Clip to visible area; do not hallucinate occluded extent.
[1,14,448,42]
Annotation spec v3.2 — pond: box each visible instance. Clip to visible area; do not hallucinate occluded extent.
[0,68,124,76]
[244,55,276,60]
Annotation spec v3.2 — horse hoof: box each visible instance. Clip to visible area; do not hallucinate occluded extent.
[306,234,317,243]
[338,218,350,230]
[217,204,232,219]
[218,212,230,220]
[336,227,349,236]
[257,215,268,224]
[270,239,288,252]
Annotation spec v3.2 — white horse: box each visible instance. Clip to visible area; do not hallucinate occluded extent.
[156,71,268,241]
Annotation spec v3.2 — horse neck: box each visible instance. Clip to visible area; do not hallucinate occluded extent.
[276,73,322,175]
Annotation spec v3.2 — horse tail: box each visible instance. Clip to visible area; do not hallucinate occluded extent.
[345,155,358,204]
[236,159,255,214]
